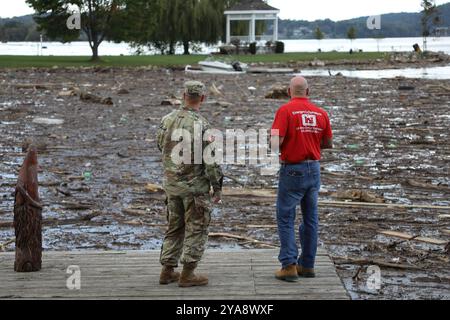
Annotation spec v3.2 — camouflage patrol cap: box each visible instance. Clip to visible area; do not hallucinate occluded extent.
[184,81,205,97]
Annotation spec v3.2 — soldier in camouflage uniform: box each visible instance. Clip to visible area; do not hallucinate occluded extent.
[157,81,223,287]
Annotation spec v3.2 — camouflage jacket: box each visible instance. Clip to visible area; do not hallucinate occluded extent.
[157,107,223,197]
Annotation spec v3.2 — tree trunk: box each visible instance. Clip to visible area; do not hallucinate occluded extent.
[14,146,43,272]
[183,41,190,55]
[91,43,100,61]
[169,41,175,55]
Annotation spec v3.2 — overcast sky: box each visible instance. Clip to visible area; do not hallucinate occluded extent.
[0,0,449,21]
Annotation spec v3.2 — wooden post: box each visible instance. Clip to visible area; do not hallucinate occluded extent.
[14,146,43,272]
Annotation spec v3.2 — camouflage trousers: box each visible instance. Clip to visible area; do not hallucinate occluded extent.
[160,193,212,267]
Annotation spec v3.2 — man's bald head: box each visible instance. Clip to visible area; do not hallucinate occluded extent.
[289,76,309,98]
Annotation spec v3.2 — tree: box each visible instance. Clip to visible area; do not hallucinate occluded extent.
[123,0,184,55]
[347,26,357,49]
[421,0,438,51]
[178,0,197,55]
[112,0,162,53]
[28,0,242,57]
[195,0,232,47]
[373,35,385,53]
[0,21,30,41]
[178,0,226,55]
[26,0,125,61]
[123,0,237,55]
[314,27,324,51]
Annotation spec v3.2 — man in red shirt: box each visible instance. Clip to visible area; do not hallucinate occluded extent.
[271,76,333,282]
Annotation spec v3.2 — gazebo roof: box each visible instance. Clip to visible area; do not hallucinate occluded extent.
[227,0,279,12]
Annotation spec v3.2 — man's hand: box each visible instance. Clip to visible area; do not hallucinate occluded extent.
[270,135,285,153]
[212,191,222,205]
[321,137,333,150]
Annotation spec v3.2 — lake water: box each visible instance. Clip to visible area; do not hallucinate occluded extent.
[298,65,450,80]
[1,37,450,79]
[286,37,450,54]
[1,36,449,56]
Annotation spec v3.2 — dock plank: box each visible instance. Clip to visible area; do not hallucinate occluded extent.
[0,249,349,300]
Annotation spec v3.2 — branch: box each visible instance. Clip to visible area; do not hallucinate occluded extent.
[0,212,102,229]
[98,0,118,44]
[15,185,43,209]
[0,238,15,251]
[86,0,97,48]
[333,257,423,270]
[208,232,278,248]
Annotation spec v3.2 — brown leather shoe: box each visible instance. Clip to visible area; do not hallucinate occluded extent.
[297,265,316,278]
[159,266,180,285]
[275,265,299,282]
[179,263,209,288]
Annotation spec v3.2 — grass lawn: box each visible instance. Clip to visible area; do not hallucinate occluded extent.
[0,52,386,68]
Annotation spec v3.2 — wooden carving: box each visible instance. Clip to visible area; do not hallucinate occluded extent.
[14,146,43,272]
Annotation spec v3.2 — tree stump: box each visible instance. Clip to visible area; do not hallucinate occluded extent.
[14,146,43,272]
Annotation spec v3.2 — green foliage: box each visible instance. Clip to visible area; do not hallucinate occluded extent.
[231,20,249,38]
[256,20,268,36]
[420,0,441,51]
[121,0,237,55]
[421,0,439,37]
[347,26,357,40]
[0,16,40,41]
[229,18,267,41]
[314,27,324,40]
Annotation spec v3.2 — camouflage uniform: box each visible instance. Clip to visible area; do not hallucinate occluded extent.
[158,81,223,267]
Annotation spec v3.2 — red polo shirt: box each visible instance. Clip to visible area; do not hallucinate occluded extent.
[271,97,332,163]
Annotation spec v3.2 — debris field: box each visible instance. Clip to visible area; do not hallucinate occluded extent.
[0,66,449,299]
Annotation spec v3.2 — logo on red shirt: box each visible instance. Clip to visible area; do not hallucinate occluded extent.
[302,114,317,127]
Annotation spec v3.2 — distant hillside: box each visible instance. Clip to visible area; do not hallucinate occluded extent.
[0,14,40,41]
[0,14,89,42]
[1,2,449,42]
[279,2,450,39]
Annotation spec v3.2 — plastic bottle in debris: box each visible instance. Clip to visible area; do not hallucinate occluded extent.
[83,163,93,181]
[120,114,129,124]
[83,171,92,181]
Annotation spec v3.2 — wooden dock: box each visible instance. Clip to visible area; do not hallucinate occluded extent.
[0,249,349,300]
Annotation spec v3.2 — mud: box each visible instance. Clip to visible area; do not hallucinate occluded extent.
[0,66,449,300]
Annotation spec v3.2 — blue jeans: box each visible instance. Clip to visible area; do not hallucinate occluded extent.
[276,161,321,269]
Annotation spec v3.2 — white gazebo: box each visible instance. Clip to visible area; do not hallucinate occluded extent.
[224,0,280,44]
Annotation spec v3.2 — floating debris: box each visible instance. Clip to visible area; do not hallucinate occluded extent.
[32,118,64,125]
[265,85,289,99]
[161,98,182,106]
[332,190,385,203]
[1,66,449,300]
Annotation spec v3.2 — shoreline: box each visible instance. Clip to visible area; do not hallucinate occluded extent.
[1,51,449,70]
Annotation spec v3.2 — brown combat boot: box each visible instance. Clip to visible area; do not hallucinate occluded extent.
[159,266,180,285]
[297,265,316,278]
[178,263,209,288]
[275,264,299,282]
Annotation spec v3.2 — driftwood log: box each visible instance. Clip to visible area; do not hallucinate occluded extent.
[14,146,43,272]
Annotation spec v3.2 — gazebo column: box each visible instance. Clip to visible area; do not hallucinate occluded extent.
[250,14,256,42]
[226,15,231,44]
[273,17,279,42]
